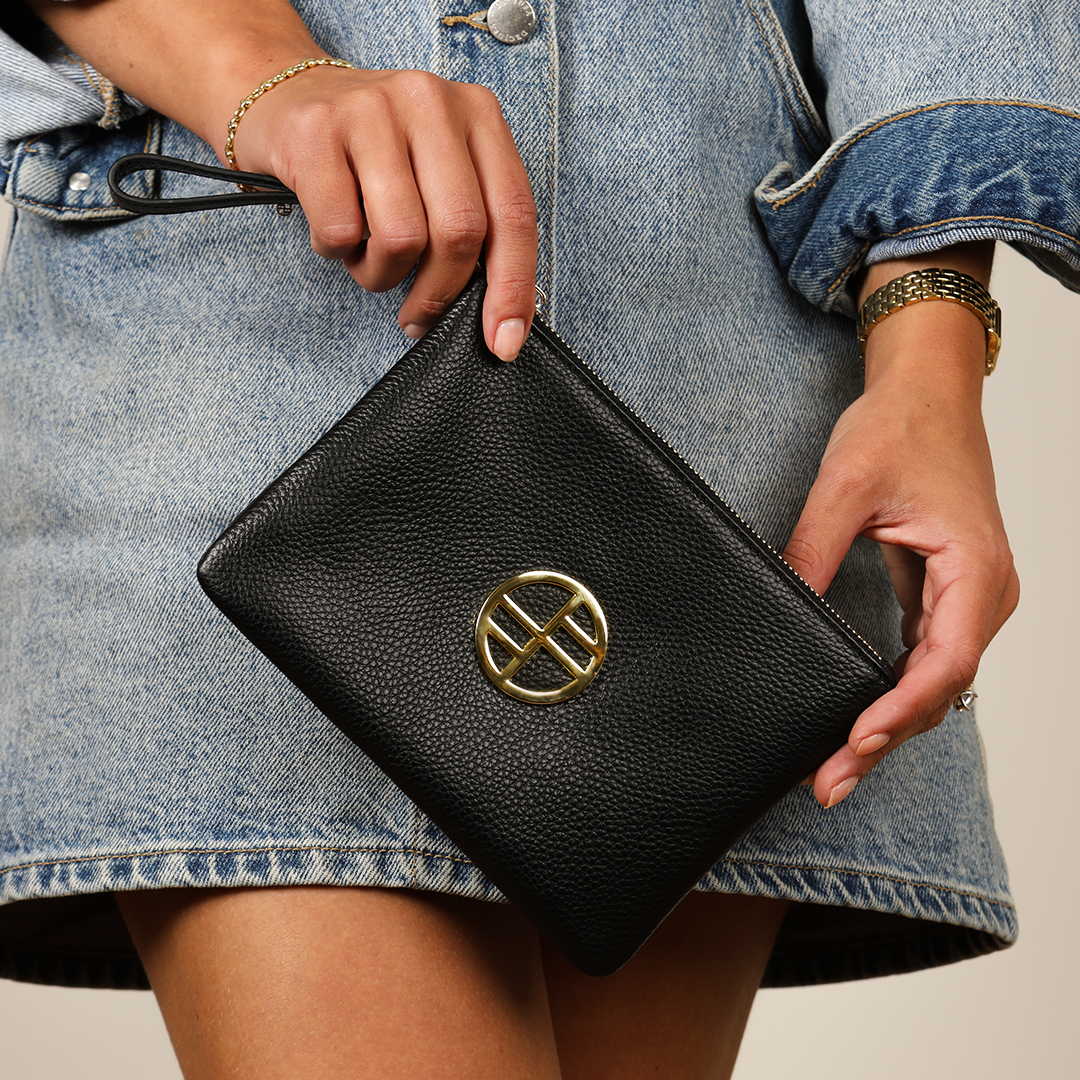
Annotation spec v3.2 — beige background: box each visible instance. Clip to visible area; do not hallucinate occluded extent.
[0,196,1076,1078]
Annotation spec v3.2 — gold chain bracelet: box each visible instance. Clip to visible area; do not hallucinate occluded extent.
[224,57,355,190]
[857,268,1001,375]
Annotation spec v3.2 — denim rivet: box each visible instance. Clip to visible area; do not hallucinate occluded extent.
[68,172,92,192]
[486,0,536,43]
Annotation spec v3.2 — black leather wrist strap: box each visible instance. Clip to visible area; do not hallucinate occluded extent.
[107,153,299,215]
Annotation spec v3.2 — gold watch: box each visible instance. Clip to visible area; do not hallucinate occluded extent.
[857,268,1001,375]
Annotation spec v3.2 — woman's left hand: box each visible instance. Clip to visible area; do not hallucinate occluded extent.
[782,245,1020,808]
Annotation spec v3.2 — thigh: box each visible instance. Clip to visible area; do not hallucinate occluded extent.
[115,885,562,1080]
[543,892,789,1080]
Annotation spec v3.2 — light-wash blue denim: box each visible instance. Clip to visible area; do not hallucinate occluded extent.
[3,0,1078,989]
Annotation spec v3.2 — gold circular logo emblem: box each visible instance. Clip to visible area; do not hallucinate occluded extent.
[475,571,608,704]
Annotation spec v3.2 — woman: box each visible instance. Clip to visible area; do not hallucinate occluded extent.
[1,0,1076,1076]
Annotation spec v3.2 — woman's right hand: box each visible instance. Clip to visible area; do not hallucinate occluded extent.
[27,0,539,360]
[229,65,539,359]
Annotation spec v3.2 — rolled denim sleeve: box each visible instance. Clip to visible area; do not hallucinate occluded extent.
[0,11,146,173]
[753,0,1080,315]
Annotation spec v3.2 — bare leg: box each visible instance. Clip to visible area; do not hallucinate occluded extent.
[118,886,785,1080]
[115,886,562,1080]
[543,892,788,1080]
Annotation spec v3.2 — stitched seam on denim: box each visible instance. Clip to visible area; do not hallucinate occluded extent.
[825,239,873,297]
[759,1,820,133]
[11,117,158,215]
[751,0,827,146]
[409,807,422,887]
[542,0,556,317]
[10,195,127,213]
[1,199,16,257]
[719,854,1016,911]
[767,100,1080,209]
[746,0,818,159]
[438,0,447,77]
[824,215,1080,297]
[1,848,1011,910]
[0,843,474,880]
[98,76,120,128]
[47,44,120,126]
[884,214,1078,246]
[45,44,95,95]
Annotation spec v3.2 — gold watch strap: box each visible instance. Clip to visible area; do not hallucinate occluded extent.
[857,268,1001,375]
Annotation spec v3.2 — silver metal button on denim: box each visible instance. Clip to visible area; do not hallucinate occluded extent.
[485,0,536,43]
[67,172,91,191]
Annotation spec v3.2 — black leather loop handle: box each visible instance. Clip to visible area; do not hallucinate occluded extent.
[108,153,299,215]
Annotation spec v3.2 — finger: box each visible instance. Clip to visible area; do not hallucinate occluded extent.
[856,548,1018,748]
[467,95,538,361]
[393,171,486,336]
[395,83,536,355]
[878,542,924,615]
[392,134,488,338]
[288,142,368,261]
[810,585,985,810]
[850,593,980,748]
[811,743,875,808]
[811,688,953,808]
[782,469,869,596]
[815,551,1017,808]
[388,81,495,335]
[878,542,926,649]
[344,129,430,294]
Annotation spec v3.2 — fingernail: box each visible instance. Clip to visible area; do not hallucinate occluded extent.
[856,733,890,755]
[403,323,427,340]
[825,776,859,809]
[492,318,526,362]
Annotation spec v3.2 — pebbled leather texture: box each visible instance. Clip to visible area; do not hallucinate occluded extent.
[198,277,897,976]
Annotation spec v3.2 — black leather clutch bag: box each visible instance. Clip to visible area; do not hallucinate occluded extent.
[109,153,895,975]
[196,276,896,976]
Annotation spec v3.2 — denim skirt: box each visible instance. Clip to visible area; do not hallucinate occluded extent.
[0,1,1015,989]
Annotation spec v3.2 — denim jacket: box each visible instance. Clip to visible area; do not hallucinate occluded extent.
[2,0,1079,317]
